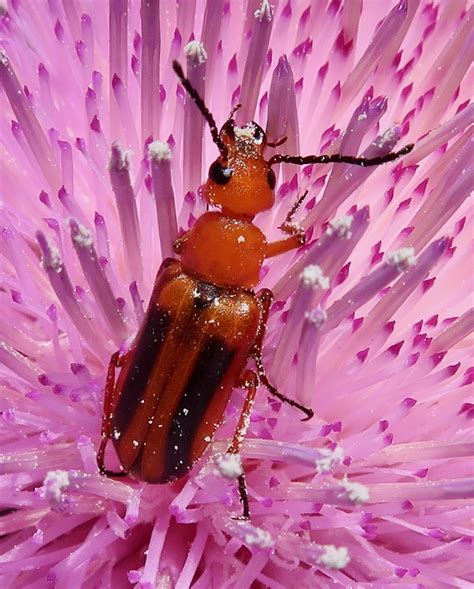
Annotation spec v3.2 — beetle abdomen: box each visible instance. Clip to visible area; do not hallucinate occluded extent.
[111,260,260,483]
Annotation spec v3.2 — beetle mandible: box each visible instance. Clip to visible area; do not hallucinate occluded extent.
[97,60,414,519]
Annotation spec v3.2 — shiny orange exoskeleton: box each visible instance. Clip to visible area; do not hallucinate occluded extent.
[97,61,414,518]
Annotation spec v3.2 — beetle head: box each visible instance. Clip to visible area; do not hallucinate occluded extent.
[203,119,276,218]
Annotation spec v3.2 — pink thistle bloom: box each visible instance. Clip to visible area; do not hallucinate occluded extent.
[0,0,472,587]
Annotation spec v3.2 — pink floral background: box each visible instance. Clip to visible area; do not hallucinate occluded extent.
[0,1,472,587]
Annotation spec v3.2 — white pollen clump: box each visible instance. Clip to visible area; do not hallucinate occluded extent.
[376,127,397,148]
[254,0,273,22]
[42,243,62,272]
[326,215,353,239]
[0,49,8,65]
[214,453,243,479]
[305,307,327,328]
[184,40,207,65]
[300,265,330,290]
[340,475,370,504]
[318,545,350,569]
[284,220,300,232]
[109,142,131,170]
[243,525,274,549]
[43,470,69,504]
[72,223,93,249]
[234,124,256,140]
[148,140,172,161]
[237,235,246,243]
[32,529,44,545]
[315,446,344,474]
[386,247,416,272]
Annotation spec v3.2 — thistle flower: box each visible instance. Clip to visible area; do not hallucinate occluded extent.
[0,1,473,587]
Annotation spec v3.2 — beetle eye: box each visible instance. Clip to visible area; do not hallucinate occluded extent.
[221,120,235,140]
[252,125,264,144]
[209,161,233,185]
[267,168,276,190]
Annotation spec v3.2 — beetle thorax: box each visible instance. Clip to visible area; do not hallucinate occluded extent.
[180,211,267,289]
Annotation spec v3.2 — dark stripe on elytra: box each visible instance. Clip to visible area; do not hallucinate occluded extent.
[192,280,223,310]
[163,337,235,480]
[114,307,171,432]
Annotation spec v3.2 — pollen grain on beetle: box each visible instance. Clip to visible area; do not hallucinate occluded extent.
[0,1,473,588]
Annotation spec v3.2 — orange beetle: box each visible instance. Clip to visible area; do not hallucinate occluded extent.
[97,61,413,518]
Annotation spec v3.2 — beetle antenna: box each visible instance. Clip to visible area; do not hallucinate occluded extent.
[268,143,414,167]
[173,60,228,159]
[227,103,242,121]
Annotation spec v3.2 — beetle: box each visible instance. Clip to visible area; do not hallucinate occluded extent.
[97,60,414,519]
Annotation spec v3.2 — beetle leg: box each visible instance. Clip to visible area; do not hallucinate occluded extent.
[253,289,274,352]
[97,351,130,477]
[265,191,309,258]
[265,234,304,258]
[229,369,259,454]
[282,189,309,229]
[253,289,314,422]
[254,355,314,421]
[228,369,259,520]
[172,230,190,254]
